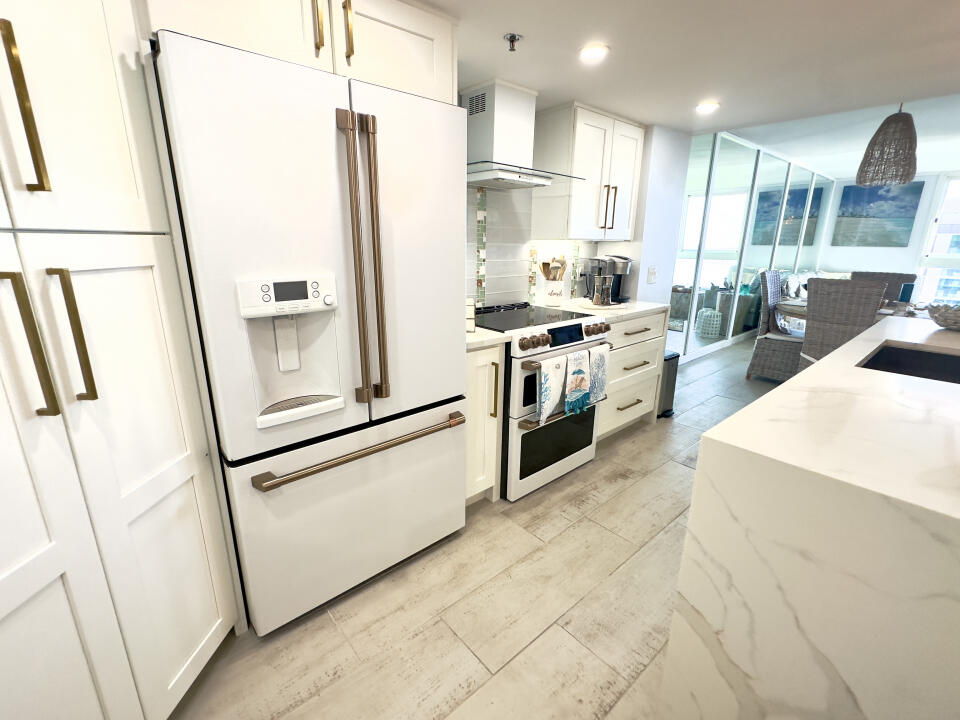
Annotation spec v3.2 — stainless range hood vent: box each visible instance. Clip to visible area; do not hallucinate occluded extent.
[460,80,582,190]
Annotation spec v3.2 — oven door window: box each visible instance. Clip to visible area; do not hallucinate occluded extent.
[519,407,595,480]
[522,372,537,408]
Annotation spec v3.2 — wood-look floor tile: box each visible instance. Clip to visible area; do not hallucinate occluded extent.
[560,516,687,681]
[285,618,489,720]
[589,461,692,547]
[597,420,701,480]
[442,518,635,672]
[446,625,627,720]
[673,394,747,431]
[500,457,641,542]
[171,610,358,720]
[605,645,668,720]
[328,502,542,659]
[675,440,700,469]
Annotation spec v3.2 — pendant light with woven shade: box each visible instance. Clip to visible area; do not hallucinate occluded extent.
[856,104,917,186]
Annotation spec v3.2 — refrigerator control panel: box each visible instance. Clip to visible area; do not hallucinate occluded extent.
[237,274,338,318]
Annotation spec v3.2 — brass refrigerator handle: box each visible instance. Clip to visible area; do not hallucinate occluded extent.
[599,185,610,229]
[45,268,97,401]
[489,361,499,418]
[337,109,372,403]
[616,398,644,412]
[358,113,390,399]
[606,185,618,229]
[342,0,355,59]
[0,271,59,415]
[251,411,466,492]
[0,20,50,192]
[311,0,324,52]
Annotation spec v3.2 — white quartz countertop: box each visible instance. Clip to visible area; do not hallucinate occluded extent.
[708,317,960,520]
[556,299,669,323]
[466,326,509,351]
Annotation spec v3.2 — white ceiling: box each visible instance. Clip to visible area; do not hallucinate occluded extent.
[423,0,960,132]
[733,94,960,179]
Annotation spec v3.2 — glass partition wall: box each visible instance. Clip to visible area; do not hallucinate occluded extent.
[669,132,835,359]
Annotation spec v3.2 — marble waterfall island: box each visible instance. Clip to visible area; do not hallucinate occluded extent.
[658,317,960,719]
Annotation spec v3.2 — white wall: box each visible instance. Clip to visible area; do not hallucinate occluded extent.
[614,125,692,303]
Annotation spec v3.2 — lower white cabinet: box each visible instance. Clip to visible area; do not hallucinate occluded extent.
[465,345,504,498]
[0,233,144,719]
[3,231,236,720]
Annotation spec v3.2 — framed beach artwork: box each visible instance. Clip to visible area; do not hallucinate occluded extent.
[751,187,822,245]
[830,181,924,247]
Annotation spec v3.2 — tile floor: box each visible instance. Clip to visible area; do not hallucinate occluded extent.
[172,340,772,720]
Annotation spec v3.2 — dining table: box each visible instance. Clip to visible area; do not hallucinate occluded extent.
[776,298,928,321]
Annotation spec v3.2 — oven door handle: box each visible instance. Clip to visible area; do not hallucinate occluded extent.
[517,397,606,430]
[520,341,612,371]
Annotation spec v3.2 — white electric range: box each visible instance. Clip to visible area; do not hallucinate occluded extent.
[474,303,610,500]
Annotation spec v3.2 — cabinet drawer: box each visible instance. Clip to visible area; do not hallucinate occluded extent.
[608,312,666,349]
[597,373,658,437]
[608,340,660,384]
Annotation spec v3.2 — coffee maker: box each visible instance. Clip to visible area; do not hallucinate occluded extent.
[581,255,633,305]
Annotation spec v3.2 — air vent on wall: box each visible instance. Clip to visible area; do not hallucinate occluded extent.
[467,92,486,116]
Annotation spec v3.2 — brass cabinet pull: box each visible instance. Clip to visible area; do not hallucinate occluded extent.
[623,360,650,371]
[0,271,59,415]
[358,113,389,399]
[624,327,651,336]
[599,184,610,229]
[606,185,618,229]
[616,398,643,412]
[252,411,465,492]
[311,0,324,52]
[489,361,499,418]
[337,109,372,403]
[342,0,355,59]
[0,20,50,192]
[45,269,97,401]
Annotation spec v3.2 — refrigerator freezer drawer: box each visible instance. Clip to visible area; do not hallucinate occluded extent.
[223,399,466,635]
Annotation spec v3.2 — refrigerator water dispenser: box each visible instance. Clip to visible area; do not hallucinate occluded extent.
[237,274,346,429]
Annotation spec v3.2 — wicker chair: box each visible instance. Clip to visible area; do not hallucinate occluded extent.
[850,271,916,303]
[746,270,803,382]
[797,279,887,371]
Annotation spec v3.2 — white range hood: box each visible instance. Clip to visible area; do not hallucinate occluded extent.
[460,80,581,190]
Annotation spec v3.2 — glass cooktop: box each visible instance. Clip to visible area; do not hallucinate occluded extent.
[474,302,590,332]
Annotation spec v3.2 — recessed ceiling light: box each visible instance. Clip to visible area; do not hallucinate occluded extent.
[579,42,609,66]
[695,100,720,116]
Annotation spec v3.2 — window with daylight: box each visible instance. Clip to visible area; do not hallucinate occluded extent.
[917,177,960,305]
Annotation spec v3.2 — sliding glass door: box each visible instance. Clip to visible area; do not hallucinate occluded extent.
[773,167,813,271]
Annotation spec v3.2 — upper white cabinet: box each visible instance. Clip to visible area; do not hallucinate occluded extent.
[329,0,456,103]
[134,0,335,71]
[0,0,167,233]
[532,104,644,242]
[137,0,456,103]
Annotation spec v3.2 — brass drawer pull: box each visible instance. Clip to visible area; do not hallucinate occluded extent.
[623,360,650,371]
[606,185,618,229]
[342,0,355,59]
[46,268,97,401]
[252,412,465,492]
[0,271,60,415]
[599,184,611,229]
[337,109,372,403]
[489,361,499,418]
[616,398,644,412]
[358,113,389,399]
[312,0,324,52]
[0,20,50,192]
[624,327,651,336]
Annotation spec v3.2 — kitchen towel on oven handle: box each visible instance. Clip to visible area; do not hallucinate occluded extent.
[588,343,608,405]
[538,355,566,426]
[564,350,591,415]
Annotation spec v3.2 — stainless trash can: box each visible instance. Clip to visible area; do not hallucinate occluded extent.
[658,351,680,417]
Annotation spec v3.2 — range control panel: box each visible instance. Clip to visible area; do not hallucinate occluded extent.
[237,274,338,318]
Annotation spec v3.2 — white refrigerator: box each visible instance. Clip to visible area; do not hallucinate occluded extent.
[154,31,466,635]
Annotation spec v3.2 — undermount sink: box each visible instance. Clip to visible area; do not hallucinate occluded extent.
[860,342,960,385]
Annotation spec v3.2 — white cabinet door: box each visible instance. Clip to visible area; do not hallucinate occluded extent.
[0,233,143,720]
[330,0,455,103]
[18,232,236,720]
[350,79,466,421]
[465,347,501,498]
[134,0,333,70]
[569,107,614,240]
[605,121,644,241]
[0,1,166,232]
